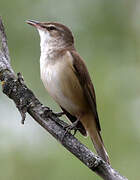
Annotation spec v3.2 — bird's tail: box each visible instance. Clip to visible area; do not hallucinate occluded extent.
[81,113,110,164]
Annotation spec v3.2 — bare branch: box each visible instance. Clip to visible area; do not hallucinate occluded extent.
[0,17,14,74]
[0,16,10,62]
[0,17,128,180]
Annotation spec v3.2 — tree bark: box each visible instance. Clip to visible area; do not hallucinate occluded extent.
[0,17,128,180]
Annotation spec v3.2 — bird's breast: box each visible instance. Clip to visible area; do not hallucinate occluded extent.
[40,51,88,116]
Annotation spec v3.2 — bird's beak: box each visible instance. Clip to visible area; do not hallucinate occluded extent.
[26,20,41,29]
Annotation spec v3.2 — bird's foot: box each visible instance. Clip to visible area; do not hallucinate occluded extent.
[54,111,65,117]
[64,119,79,136]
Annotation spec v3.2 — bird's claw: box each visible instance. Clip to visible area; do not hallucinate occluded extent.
[54,111,65,117]
[64,124,78,135]
[61,119,79,141]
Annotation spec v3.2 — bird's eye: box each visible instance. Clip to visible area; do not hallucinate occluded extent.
[47,26,56,31]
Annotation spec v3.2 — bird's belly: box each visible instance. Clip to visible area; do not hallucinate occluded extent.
[41,62,87,116]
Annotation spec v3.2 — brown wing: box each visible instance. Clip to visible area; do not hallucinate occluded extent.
[70,50,101,131]
[60,106,87,136]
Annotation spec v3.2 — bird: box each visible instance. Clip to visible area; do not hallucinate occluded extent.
[26,20,110,164]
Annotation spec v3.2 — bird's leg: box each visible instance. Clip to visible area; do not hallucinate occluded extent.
[54,111,65,117]
[64,118,80,136]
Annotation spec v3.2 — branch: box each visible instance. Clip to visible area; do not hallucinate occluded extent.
[0,17,128,180]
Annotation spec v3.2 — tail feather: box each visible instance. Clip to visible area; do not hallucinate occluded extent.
[90,130,110,164]
[81,113,110,164]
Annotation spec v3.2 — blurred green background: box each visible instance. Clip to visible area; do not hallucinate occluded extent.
[0,0,140,179]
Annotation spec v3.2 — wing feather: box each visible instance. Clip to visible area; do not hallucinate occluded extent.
[70,50,101,131]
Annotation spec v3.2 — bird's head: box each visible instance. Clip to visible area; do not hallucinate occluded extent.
[26,20,74,51]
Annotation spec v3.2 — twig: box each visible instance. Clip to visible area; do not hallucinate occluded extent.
[0,17,10,62]
[0,17,128,180]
